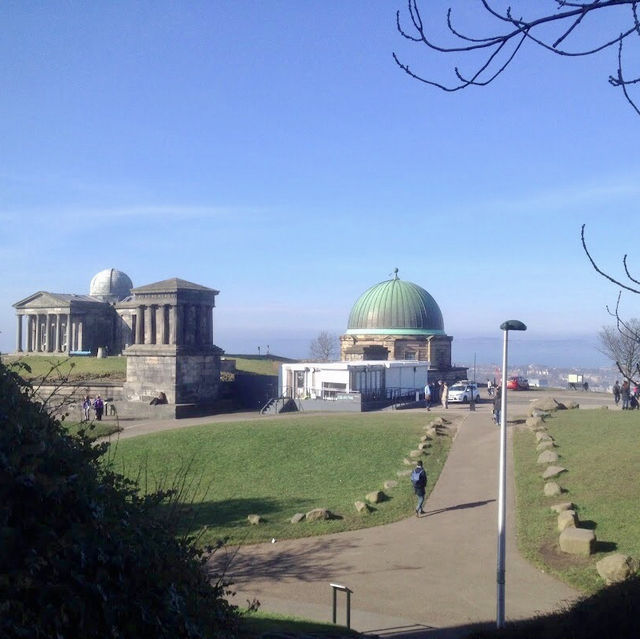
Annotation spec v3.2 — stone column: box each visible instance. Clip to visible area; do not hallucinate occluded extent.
[35,314,42,352]
[187,304,196,345]
[157,305,166,345]
[144,305,153,344]
[16,314,23,352]
[77,319,84,351]
[192,305,200,344]
[45,314,52,352]
[169,305,178,344]
[66,314,72,353]
[207,306,213,344]
[55,313,62,352]
[177,304,184,345]
[136,307,145,345]
[26,316,33,352]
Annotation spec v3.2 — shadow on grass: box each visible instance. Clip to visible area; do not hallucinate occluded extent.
[157,496,317,536]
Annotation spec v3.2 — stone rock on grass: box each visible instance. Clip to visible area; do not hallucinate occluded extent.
[409,449,426,458]
[354,501,370,513]
[550,502,574,513]
[366,490,386,504]
[542,465,567,480]
[529,398,567,414]
[383,480,398,490]
[559,527,596,555]
[536,440,556,452]
[290,512,306,524]
[566,401,580,409]
[557,510,578,532]
[397,469,412,477]
[537,450,559,464]
[535,431,554,443]
[596,553,639,584]
[403,458,413,466]
[418,442,431,450]
[531,409,551,418]
[247,514,263,525]
[526,415,545,430]
[306,508,333,522]
[544,482,562,497]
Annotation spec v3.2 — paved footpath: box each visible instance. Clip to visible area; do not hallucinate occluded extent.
[213,404,579,638]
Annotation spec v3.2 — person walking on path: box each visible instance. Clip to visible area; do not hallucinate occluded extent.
[493,385,502,424]
[613,381,621,405]
[411,460,427,517]
[440,381,448,409]
[82,395,92,422]
[424,383,431,412]
[93,395,104,421]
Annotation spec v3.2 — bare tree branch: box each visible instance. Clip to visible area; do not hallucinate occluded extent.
[581,224,640,294]
[394,0,640,114]
[309,331,340,362]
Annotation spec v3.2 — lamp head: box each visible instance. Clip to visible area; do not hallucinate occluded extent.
[500,320,527,332]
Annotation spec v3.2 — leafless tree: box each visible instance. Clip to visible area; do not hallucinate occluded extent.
[394,1,640,115]
[598,318,640,382]
[309,331,340,362]
[582,224,640,383]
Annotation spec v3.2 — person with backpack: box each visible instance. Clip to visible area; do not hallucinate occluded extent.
[411,460,427,517]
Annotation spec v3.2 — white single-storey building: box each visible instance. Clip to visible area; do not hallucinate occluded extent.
[280,360,431,403]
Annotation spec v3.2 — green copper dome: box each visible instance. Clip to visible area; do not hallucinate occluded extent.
[346,271,445,336]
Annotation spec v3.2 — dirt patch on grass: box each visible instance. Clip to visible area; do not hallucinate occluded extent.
[539,540,592,572]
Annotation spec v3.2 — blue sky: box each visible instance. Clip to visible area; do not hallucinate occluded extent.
[2,2,639,366]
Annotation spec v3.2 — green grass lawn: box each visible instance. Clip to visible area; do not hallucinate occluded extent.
[225,356,282,376]
[238,609,358,638]
[4,354,282,380]
[108,412,450,546]
[513,408,640,593]
[63,420,123,440]
[3,354,126,382]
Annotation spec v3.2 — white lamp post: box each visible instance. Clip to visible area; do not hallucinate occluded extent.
[496,319,527,629]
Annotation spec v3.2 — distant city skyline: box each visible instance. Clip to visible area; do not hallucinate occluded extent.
[1,3,638,361]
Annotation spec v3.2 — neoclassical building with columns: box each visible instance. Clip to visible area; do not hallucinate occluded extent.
[13,269,219,356]
[13,269,223,405]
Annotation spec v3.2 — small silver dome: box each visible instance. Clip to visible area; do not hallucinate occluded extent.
[90,268,133,302]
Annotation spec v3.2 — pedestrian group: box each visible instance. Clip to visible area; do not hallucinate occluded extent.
[81,394,105,421]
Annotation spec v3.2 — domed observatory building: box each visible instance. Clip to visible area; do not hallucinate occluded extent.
[13,268,134,356]
[340,270,467,383]
[90,268,134,303]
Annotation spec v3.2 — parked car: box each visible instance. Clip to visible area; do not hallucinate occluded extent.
[448,382,480,403]
[506,376,529,390]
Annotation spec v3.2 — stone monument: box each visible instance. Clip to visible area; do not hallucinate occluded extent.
[122,278,223,405]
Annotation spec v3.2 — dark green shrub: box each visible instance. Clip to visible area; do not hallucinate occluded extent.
[0,362,239,638]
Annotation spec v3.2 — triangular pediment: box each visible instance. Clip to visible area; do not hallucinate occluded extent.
[13,291,69,309]
[13,292,106,310]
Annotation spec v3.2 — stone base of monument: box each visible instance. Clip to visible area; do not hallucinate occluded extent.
[112,398,235,420]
